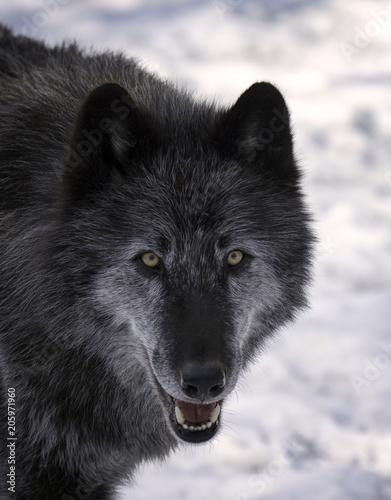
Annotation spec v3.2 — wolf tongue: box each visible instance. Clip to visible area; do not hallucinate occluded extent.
[174,399,216,424]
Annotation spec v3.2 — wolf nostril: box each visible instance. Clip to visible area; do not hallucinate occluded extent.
[182,383,199,398]
[180,361,226,400]
[209,383,224,397]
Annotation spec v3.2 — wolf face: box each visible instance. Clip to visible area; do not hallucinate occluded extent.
[57,82,312,445]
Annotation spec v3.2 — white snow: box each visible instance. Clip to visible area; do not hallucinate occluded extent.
[1,0,390,498]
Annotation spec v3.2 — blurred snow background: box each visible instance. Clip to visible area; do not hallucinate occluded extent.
[1,0,390,498]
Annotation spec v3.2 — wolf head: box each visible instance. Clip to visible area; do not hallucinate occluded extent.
[58,81,312,444]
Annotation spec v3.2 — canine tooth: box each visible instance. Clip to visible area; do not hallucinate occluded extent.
[209,404,221,424]
[175,406,186,425]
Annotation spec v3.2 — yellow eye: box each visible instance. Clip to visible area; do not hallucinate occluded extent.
[227,250,244,266]
[141,252,160,268]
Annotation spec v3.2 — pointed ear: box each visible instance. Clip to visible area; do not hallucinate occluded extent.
[62,83,157,203]
[214,82,298,182]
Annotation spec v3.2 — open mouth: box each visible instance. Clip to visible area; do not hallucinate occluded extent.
[154,377,224,444]
[151,369,225,444]
[169,397,222,443]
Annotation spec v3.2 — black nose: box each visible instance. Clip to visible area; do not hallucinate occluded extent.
[180,362,226,400]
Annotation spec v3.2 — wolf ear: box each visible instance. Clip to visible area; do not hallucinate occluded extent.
[62,83,157,203]
[215,82,297,181]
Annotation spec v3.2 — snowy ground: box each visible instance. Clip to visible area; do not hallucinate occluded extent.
[1,0,390,498]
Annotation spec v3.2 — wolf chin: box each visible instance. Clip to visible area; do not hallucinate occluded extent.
[0,24,313,499]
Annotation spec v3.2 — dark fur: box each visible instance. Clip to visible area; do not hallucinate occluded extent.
[0,24,313,499]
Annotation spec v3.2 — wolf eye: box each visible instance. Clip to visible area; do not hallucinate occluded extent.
[141,252,160,268]
[227,250,244,266]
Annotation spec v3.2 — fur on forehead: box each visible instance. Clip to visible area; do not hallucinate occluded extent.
[109,163,290,267]
[118,152,262,228]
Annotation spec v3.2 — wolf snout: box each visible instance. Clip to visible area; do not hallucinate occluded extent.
[179,361,226,400]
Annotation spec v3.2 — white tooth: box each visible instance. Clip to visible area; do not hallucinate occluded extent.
[201,424,207,430]
[175,406,186,425]
[182,424,188,430]
[206,421,212,428]
[189,426,195,431]
[209,404,221,424]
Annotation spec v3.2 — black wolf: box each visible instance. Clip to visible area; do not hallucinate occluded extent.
[0,24,313,499]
